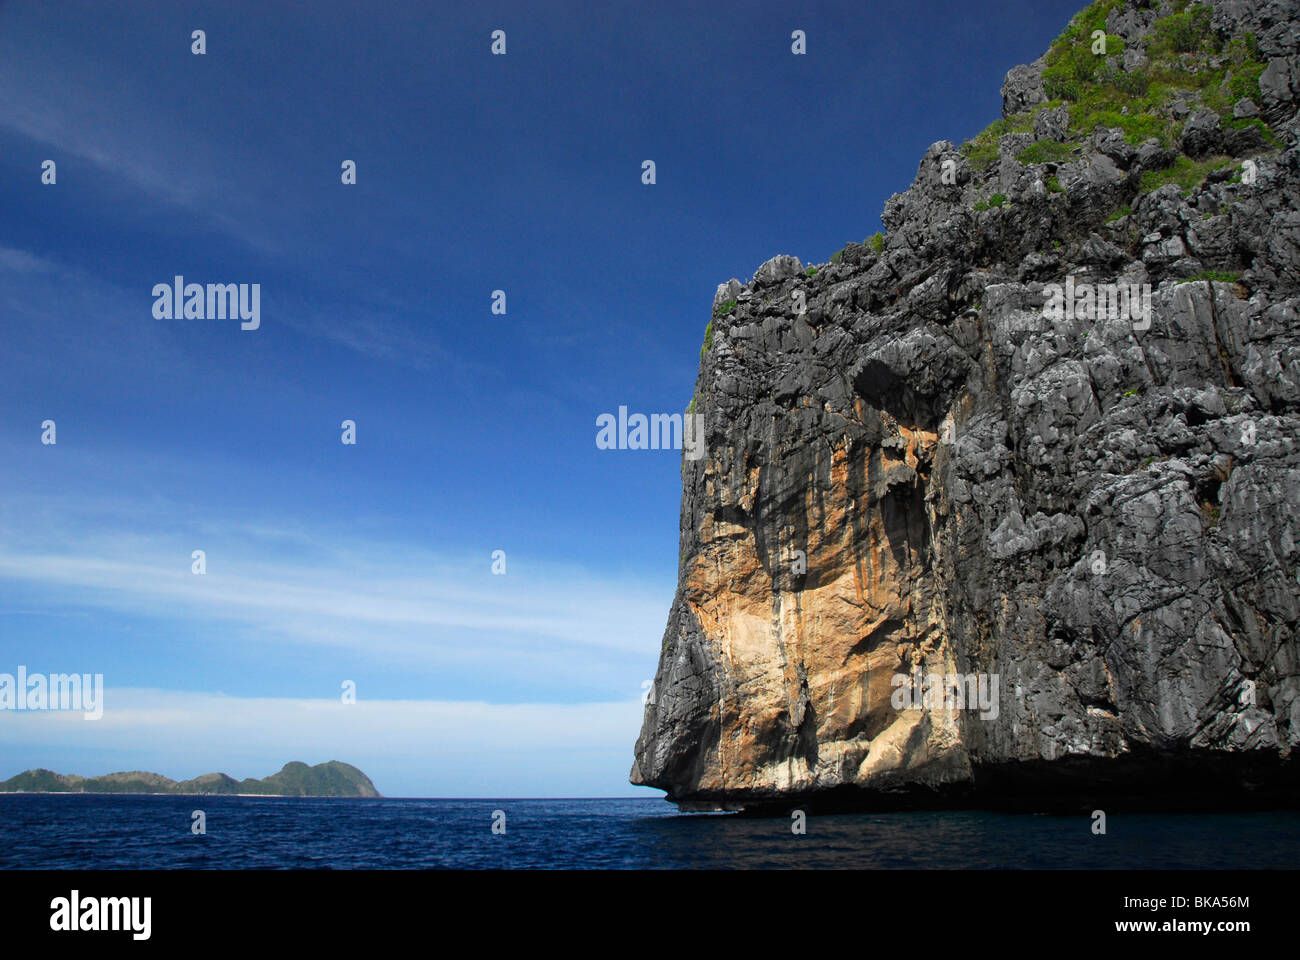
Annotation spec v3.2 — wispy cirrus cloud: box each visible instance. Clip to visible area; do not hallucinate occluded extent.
[0,541,665,658]
[0,469,672,701]
[0,245,59,274]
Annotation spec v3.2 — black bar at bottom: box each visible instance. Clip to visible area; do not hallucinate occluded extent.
[0,869,1275,946]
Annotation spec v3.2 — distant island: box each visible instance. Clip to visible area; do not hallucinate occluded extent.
[0,761,380,797]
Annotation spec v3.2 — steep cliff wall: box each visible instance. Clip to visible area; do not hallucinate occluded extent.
[632,0,1300,812]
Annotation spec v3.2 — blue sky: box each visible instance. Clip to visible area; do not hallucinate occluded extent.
[0,0,1083,797]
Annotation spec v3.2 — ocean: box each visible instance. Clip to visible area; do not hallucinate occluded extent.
[1,795,1297,869]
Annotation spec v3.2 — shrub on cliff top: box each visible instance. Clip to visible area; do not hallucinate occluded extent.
[1043,34,1126,103]
[1225,115,1282,149]
[960,112,1033,171]
[1148,5,1218,58]
[1040,0,1126,102]
[1180,270,1242,284]
[1056,0,1122,43]
[1139,154,1231,195]
[1017,139,1076,164]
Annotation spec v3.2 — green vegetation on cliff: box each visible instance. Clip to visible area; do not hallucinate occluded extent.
[960,0,1277,195]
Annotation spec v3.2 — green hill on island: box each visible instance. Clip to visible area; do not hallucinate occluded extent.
[0,761,380,797]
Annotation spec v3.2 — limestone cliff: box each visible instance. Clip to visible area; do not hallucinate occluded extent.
[632,0,1300,812]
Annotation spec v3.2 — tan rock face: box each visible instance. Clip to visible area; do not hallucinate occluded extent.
[634,406,981,807]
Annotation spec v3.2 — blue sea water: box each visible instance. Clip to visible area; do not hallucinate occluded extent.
[0,795,1296,869]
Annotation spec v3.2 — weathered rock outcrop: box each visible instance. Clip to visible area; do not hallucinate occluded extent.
[633,0,1300,812]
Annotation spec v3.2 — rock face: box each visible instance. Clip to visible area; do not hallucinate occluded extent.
[632,0,1300,812]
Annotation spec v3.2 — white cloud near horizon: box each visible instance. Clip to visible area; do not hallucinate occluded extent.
[0,688,652,797]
